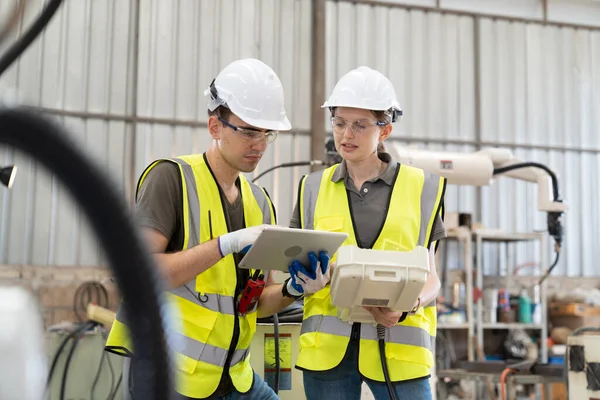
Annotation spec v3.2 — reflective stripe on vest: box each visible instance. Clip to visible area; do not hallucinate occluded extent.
[169,329,250,367]
[295,162,446,382]
[104,153,275,398]
[300,313,436,351]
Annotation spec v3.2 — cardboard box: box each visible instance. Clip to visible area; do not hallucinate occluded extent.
[549,302,600,330]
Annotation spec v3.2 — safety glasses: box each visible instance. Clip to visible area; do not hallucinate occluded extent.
[219,117,278,144]
[330,116,387,136]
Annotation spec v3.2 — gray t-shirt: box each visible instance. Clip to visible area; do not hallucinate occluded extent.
[289,152,446,248]
[135,161,245,251]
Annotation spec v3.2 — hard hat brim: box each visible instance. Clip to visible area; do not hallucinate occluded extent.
[237,114,292,132]
[321,101,402,113]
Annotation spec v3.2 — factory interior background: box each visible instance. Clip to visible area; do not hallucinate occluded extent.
[0,0,600,399]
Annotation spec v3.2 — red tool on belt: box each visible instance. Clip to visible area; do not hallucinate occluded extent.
[238,271,265,315]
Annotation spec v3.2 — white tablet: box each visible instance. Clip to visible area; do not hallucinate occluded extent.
[238,226,348,272]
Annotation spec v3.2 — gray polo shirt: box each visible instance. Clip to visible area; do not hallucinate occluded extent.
[289,152,446,249]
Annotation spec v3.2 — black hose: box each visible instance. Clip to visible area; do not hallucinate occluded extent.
[273,312,280,394]
[252,161,324,183]
[60,321,96,400]
[537,250,560,286]
[493,162,560,201]
[493,162,564,276]
[0,106,174,400]
[107,373,123,400]
[376,324,398,400]
[46,322,95,391]
[0,0,65,77]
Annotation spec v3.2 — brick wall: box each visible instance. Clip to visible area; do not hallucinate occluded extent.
[0,265,120,328]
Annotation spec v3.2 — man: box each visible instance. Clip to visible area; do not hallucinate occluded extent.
[105,58,324,400]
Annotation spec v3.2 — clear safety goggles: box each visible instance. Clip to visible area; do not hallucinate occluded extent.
[330,116,388,136]
[219,117,278,144]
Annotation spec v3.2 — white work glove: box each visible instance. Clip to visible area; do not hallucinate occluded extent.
[218,224,269,257]
[287,251,331,296]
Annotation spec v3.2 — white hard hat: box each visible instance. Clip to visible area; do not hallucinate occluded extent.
[205,58,291,131]
[322,66,403,122]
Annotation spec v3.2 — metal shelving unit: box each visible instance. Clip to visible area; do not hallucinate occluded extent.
[437,228,549,362]
[437,227,475,361]
[474,229,549,364]
[435,228,550,400]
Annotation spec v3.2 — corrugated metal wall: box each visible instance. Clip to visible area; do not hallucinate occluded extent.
[325,1,600,277]
[0,0,598,276]
[477,18,600,277]
[0,0,313,266]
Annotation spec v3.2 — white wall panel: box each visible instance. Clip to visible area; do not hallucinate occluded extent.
[475,16,600,276]
[547,0,600,27]
[478,19,600,149]
[0,116,132,266]
[136,0,312,132]
[354,0,600,27]
[325,2,476,141]
[440,0,544,19]
[0,0,133,113]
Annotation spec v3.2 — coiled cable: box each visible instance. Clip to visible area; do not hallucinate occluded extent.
[73,281,109,322]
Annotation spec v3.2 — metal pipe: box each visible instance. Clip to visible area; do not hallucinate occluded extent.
[388,136,600,154]
[473,16,482,223]
[23,104,600,154]
[335,0,600,31]
[127,0,141,205]
[24,106,313,136]
[542,0,548,22]
[27,107,209,128]
[310,0,327,171]
[26,104,600,154]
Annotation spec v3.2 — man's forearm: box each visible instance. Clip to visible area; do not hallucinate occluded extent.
[257,284,296,319]
[154,239,222,289]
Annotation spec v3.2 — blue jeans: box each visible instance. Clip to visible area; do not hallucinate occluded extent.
[215,372,279,400]
[302,340,432,400]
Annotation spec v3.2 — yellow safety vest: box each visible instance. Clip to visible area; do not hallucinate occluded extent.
[296,163,445,382]
[104,153,276,399]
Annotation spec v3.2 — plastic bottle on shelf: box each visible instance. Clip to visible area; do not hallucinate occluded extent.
[518,290,532,324]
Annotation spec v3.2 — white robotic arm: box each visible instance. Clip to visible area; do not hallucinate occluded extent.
[387,144,566,251]
[388,145,567,213]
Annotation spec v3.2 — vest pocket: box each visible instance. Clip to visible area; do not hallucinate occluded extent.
[175,310,219,374]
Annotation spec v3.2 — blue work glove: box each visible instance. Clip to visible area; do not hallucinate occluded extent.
[286,251,330,296]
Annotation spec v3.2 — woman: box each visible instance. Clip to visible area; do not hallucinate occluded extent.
[288,66,447,400]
